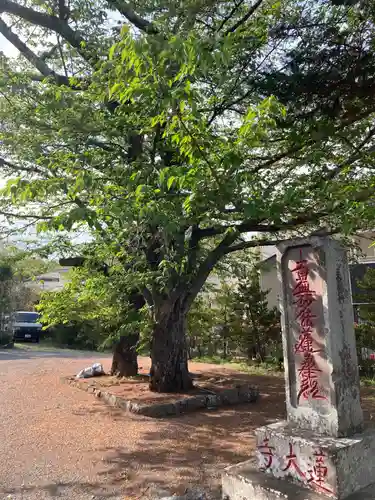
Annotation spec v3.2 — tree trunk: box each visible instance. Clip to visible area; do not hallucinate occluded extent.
[111,290,145,377]
[111,333,139,377]
[207,339,214,356]
[247,345,257,362]
[223,339,228,359]
[149,301,193,393]
[197,344,202,358]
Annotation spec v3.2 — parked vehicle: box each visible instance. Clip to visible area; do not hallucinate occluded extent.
[12,311,42,343]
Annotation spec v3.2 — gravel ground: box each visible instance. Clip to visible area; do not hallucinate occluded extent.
[1,348,373,500]
[0,349,274,500]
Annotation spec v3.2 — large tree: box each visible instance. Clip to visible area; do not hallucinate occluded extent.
[1,0,375,391]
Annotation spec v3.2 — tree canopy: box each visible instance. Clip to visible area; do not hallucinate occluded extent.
[1,0,375,390]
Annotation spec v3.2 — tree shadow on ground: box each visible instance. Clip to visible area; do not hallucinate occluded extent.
[92,375,287,497]
[3,370,374,499]
[0,481,129,499]
[83,375,375,498]
[0,374,286,499]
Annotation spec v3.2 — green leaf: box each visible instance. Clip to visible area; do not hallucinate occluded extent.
[109,44,117,60]
[167,176,176,190]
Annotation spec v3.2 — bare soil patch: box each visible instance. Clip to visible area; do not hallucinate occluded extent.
[73,369,256,403]
[63,363,260,417]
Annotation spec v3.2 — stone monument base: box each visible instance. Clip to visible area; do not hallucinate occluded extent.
[222,421,375,500]
[222,459,375,500]
[253,422,375,499]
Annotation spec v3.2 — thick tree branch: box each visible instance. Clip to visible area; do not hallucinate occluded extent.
[224,0,264,35]
[305,140,375,197]
[58,0,69,20]
[254,142,310,172]
[0,157,47,176]
[224,227,343,255]
[27,72,86,89]
[0,18,72,86]
[40,44,59,60]
[142,287,154,307]
[0,210,53,220]
[197,210,330,240]
[223,238,279,254]
[200,183,375,249]
[0,0,95,65]
[217,0,245,32]
[323,136,375,183]
[106,0,158,34]
[184,230,239,310]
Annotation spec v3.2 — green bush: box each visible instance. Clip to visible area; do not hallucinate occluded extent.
[355,323,375,357]
[359,358,375,379]
[45,321,100,350]
[0,330,13,347]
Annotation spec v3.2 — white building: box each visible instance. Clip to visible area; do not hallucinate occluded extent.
[24,267,71,294]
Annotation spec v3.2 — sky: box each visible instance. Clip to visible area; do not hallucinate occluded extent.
[0,33,18,57]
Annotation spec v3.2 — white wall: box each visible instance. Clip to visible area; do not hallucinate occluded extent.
[259,257,279,309]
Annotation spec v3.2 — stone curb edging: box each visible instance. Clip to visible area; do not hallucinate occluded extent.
[62,376,260,418]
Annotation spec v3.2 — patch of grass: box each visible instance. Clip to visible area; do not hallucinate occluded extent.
[14,337,113,353]
[361,377,375,387]
[13,339,103,354]
[192,356,283,376]
[13,341,80,353]
[192,355,231,365]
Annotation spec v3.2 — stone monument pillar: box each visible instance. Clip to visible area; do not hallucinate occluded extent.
[222,236,375,500]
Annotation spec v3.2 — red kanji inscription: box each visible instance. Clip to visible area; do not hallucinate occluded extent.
[282,443,305,479]
[291,257,309,283]
[297,352,326,402]
[295,330,314,353]
[257,438,274,470]
[291,249,326,402]
[307,448,333,494]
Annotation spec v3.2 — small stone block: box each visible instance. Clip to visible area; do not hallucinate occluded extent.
[163,403,178,416]
[108,394,117,406]
[139,404,166,418]
[222,460,375,500]
[187,396,207,411]
[115,398,128,410]
[238,386,259,403]
[176,399,190,414]
[208,394,221,406]
[220,388,239,405]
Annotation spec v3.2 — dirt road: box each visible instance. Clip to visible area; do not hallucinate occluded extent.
[0,348,285,499]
